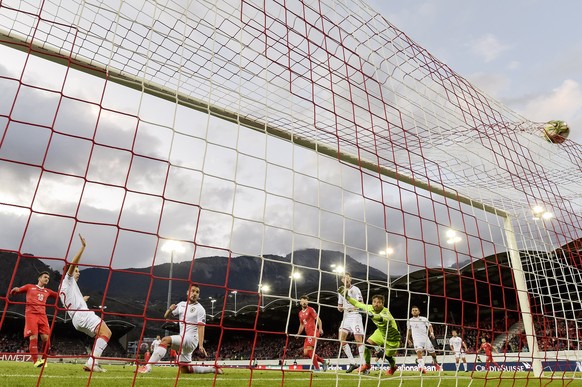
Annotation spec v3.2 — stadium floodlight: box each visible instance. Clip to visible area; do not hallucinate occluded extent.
[446,230,462,244]
[331,265,345,287]
[259,284,270,310]
[260,284,270,293]
[532,205,553,221]
[161,240,185,254]
[379,247,394,256]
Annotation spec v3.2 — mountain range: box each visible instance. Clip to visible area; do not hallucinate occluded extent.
[1,248,388,321]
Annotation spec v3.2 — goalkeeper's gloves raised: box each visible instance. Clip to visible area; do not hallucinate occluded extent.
[337,286,347,297]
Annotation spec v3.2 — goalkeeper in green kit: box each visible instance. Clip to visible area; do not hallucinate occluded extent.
[338,286,400,375]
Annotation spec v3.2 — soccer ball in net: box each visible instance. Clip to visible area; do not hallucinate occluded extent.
[543,120,570,143]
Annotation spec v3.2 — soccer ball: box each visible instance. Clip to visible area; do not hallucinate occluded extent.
[543,120,569,143]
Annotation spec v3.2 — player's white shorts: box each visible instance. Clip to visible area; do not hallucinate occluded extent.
[170,334,199,363]
[72,311,103,338]
[453,350,466,359]
[413,337,435,352]
[339,313,364,336]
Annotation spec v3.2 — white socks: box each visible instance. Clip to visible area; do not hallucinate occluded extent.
[357,344,365,365]
[93,336,109,359]
[146,345,168,369]
[342,344,354,361]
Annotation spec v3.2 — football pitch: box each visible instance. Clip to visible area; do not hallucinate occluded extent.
[1,362,579,387]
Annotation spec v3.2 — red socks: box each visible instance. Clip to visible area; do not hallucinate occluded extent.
[306,349,324,370]
[29,338,38,362]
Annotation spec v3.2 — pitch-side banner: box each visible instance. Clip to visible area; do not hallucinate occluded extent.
[370,361,581,372]
[272,361,582,372]
[0,353,32,362]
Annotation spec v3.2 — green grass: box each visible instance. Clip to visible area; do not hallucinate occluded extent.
[1,362,579,387]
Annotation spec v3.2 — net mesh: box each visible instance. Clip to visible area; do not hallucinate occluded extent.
[1,0,581,385]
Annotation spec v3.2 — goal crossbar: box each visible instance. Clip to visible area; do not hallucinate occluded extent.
[0,31,508,220]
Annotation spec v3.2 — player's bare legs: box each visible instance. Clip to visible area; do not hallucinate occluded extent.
[429,350,440,370]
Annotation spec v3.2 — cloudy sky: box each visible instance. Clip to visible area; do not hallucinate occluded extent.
[0,0,576,285]
[370,0,582,144]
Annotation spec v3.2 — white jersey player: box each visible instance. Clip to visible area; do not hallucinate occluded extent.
[337,273,365,373]
[406,305,440,373]
[138,284,216,375]
[448,329,468,372]
[59,234,111,373]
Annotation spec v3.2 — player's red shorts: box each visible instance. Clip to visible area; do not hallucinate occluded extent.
[24,314,50,337]
[303,330,320,349]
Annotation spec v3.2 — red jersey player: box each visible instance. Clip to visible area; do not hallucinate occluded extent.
[10,271,58,367]
[297,295,327,371]
[479,338,500,370]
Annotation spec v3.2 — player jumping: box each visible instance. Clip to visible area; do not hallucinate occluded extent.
[338,289,400,376]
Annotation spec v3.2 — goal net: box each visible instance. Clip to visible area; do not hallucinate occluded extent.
[1,0,581,385]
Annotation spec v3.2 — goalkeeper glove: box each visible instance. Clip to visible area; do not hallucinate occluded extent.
[337,286,346,297]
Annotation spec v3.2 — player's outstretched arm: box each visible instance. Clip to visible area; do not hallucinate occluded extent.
[344,293,367,311]
[164,304,177,319]
[66,234,86,276]
[9,286,21,295]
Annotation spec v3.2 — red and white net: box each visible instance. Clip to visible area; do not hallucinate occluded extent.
[1,0,581,385]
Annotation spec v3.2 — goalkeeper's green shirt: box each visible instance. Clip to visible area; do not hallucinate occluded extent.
[347,297,401,342]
